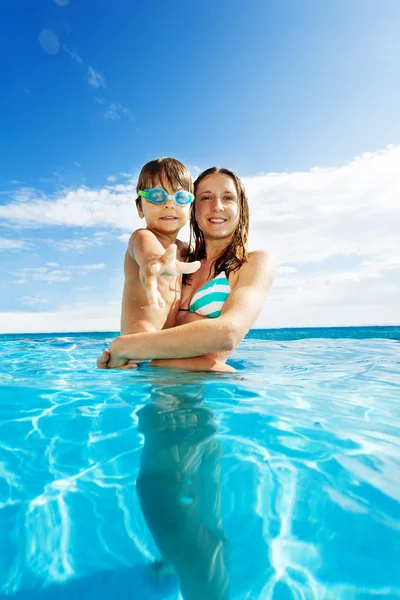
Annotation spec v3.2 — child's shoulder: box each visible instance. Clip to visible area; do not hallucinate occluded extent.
[128,227,159,246]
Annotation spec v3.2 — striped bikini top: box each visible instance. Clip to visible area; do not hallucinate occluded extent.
[188,272,231,319]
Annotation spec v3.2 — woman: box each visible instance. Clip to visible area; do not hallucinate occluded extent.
[98,167,276,370]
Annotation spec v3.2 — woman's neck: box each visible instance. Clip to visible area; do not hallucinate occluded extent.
[203,238,230,265]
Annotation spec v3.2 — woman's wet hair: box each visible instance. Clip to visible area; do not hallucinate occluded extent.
[185,167,249,280]
[135,157,193,211]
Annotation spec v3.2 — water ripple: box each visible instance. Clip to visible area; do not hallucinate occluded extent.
[0,333,399,599]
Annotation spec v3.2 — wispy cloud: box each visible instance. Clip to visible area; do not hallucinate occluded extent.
[104,103,122,120]
[87,67,106,89]
[106,175,116,182]
[0,237,25,250]
[95,96,132,120]
[53,238,106,252]
[11,264,106,285]
[34,270,71,283]
[104,102,132,121]
[63,44,83,64]
[20,296,48,307]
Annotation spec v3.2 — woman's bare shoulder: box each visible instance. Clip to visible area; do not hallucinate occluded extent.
[230,249,277,287]
[244,249,277,272]
[247,248,275,262]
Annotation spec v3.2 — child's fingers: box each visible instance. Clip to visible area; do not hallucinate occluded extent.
[161,244,177,266]
[176,260,201,274]
[164,243,177,258]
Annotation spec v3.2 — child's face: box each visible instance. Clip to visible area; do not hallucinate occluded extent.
[137,178,191,236]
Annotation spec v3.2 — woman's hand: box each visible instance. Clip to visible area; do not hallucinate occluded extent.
[140,244,200,310]
[96,349,138,370]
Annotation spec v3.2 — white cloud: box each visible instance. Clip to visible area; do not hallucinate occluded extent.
[46,262,59,267]
[63,45,83,64]
[20,296,48,307]
[94,97,132,121]
[103,102,132,121]
[0,304,120,334]
[245,145,400,268]
[118,233,130,244]
[53,237,108,252]
[10,264,106,287]
[10,187,40,203]
[106,175,116,182]
[34,270,70,283]
[80,264,105,271]
[104,103,120,120]
[0,187,136,230]
[0,238,25,250]
[87,67,105,89]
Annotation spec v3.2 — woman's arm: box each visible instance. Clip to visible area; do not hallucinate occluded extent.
[107,251,276,366]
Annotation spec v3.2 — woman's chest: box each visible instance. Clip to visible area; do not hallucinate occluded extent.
[180,268,210,309]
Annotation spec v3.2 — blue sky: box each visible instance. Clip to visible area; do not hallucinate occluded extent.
[1,0,400,331]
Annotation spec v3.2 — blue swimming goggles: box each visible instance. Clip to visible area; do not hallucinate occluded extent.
[138,188,194,205]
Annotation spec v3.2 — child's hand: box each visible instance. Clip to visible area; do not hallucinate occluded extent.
[141,244,201,310]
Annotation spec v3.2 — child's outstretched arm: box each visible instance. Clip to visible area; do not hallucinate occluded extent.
[129,230,200,310]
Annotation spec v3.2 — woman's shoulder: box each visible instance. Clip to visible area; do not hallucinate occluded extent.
[245,249,277,273]
[229,249,277,287]
[247,248,274,262]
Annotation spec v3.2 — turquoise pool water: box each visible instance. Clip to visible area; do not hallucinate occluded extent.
[0,327,399,599]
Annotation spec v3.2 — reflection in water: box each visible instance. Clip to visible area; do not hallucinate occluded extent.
[136,383,230,600]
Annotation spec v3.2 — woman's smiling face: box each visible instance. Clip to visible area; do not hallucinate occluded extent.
[194,173,240,241]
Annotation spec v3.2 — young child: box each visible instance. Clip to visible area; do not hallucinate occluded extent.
[112,157,200,367]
